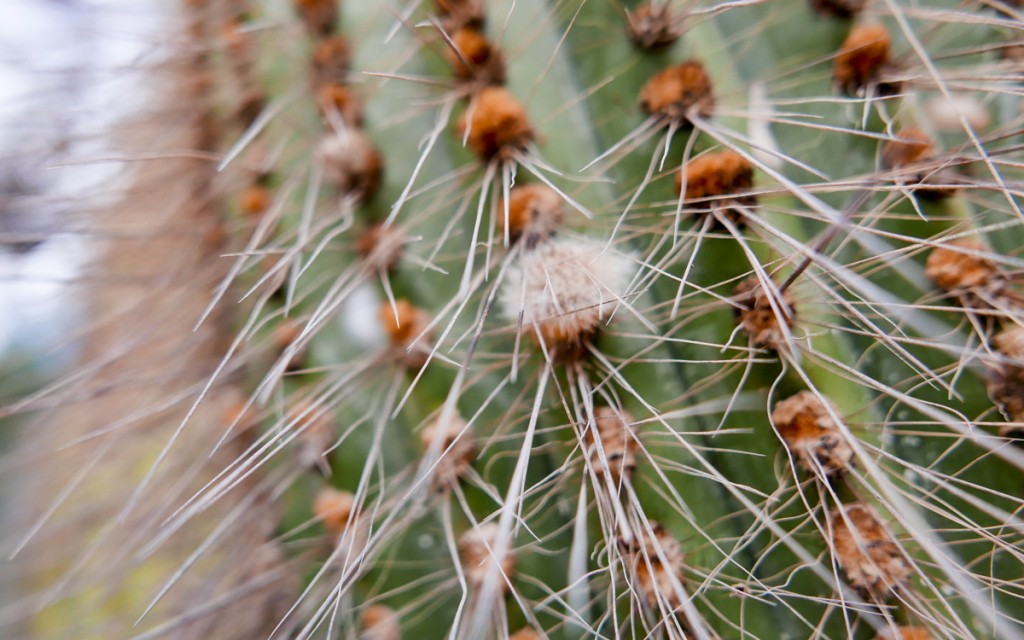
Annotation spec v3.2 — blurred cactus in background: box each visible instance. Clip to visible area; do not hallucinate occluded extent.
[2,0,1023,638]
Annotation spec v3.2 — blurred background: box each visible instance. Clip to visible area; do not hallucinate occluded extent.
[0,0,166,360]
[0,1,167,622]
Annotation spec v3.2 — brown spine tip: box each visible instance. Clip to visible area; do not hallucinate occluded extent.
[831,503,911,599]
[627,3,683,51]
[293,0,338,36]
[456,87,534,161]
[356,222,404,273]
[771,391,854,477]
[421,413,475,491]
[315,129,383,203]
[445,28,506,86]
[360,605,401,640]
[676,150,755,222]
[833,24,900,96]
[587,407,638,485]
[509,629,541,640]
[314,487,355,535]
[312,35,351,85]
[498,183,565,247]
[435,0,486,30]
[459,523,516,589]
[733,277,796,351]
[924,239,999,294]
[986,326,1024,437]
[317,82,364,127]
[808,0,866,19]
[639,61,715,125]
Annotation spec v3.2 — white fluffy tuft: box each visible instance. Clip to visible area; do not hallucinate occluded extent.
[501,237,635,345]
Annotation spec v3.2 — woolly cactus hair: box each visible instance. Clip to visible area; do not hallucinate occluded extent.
[639,60,715,125]
[925,238,1008,314]
[359,605,401,640]
[459,522,517,589]
[925,238,998,291]
[314,486,356,535]
[833,24,901,96]
[240,179,273,217]
[631,523,688,612]
[497,183,565,247]
[317,82,364,126]
[379,298,432,368]
[882,128,959,198]
[732,276,797,352]
[356,221,405,273]
[771,391,854,478]
[420,411,475,492]
[444,27,506,86]
[882,129,935,170]
[291,399,336,472]
[675,149,756,224]
[830,503,912,600]
[586,406,638,485]
[986,325,1024,437]
[456,86,534,161]
[626,2,685,51]
[500,237,635,354]
[311,35,351,84]
[315,128,383,203]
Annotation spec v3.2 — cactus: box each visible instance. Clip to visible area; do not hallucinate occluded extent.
[3,0,1023,638]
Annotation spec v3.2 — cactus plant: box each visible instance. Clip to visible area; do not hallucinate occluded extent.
[3,0,1024,639]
